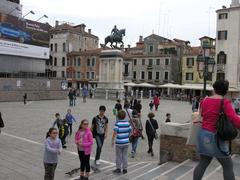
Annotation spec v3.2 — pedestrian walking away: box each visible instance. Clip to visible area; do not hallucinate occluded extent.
[193,80,240,180]
[65,109,76,136]
[153,95,160,111]
[149,100,154,111]
[82,87,88,103]
[43,128,62,180]
[23,93,27,105]
[112,110,132,174]
[91,105,108,170]
[75,119,94,180]
[145,112,159,156]
[0,112,4,134]
[68,89,74,107]
[129,110,142,158]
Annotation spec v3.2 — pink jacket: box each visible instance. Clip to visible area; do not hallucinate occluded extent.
[75,128,93,155]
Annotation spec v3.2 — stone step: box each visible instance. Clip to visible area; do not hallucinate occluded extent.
[152,159,196,180]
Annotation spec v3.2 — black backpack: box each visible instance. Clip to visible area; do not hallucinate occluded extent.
[216,98,238,155]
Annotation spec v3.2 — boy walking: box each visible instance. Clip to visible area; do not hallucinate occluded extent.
[52,113,63,130]
[91,106,108,170]
[65,109,76,136]
[112,110,132,174]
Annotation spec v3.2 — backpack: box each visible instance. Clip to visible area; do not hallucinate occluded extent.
[216,98,238,155]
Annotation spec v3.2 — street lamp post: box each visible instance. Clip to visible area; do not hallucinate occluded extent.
[197,39,215,97]
[36,14,48,22]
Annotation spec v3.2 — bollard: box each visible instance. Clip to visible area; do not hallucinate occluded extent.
[131,90,134,97]
[149,90,152,99]
[105,90,109,100]
[136,90,139,99]
[140,90,143,100]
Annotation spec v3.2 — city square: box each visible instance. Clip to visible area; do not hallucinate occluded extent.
[1,0,240,180]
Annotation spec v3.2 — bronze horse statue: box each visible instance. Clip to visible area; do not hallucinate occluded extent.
[104,29,126,48]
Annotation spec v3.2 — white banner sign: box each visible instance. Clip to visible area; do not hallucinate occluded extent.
[0,39,49,59]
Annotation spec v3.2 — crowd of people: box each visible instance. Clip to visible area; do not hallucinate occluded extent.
[43,95,163,180]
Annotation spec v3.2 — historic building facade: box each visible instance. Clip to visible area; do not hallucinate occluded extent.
[47,22,99,79]
[216,0,240,91]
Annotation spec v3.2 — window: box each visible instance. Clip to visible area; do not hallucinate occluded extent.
[67,72,70,78]
[217,52,227,64]
[63,43,66,52]
[74,58,77,66]
[141,71,145,80]
[148,71,152,80]
[49,56,53,66]
[77,58,81,66]
[87,58,91,66]
[91,72,95,79]
[133,59,137,66]
[124,63,129,75]
[148,59,153,66]
[186,73,194,81]
[133,71,136,79]
[54,43,57,52]
[54,58,57,66]
[50,44,53,51]
[164,71,169,80]
[150,45,153,52]
[77,72,81,79]
[73,72,76,79]
[142,59,145,65]
[186,58,194,67]
[67,58,70,66]
[219,13,228,20]
[62,57,65,66]
[218,31,228,40]
[165,58,170,65]
[50,35,53,39]
[156,72,160,80]
[217,73,225,80]
[92,58,95,66]
[86,72,90,79]
[61,71,65,78]
[156,59,160,65]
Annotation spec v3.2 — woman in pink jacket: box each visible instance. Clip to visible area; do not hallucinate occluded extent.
[75,119,93,180]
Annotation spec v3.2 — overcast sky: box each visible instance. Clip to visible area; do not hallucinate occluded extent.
[21,0,230,46]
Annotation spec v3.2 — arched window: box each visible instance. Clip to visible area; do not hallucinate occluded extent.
[217,51,227,64]
[62,57,65,66]
[54,58,57,66]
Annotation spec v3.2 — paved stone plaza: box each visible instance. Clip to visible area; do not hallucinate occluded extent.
[0,98,192,180]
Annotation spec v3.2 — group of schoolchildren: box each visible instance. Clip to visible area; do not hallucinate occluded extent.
[43,100,169,180]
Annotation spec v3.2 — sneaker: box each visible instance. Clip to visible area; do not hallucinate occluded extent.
[95,160,100,165]
[151,152,154,157]
[113,169,121,174]
[131,153,135,158]
[147,149,151,154]
[123,169,128,174]
[63,145,67,149]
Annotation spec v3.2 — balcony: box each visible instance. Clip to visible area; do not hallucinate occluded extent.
[147,65,153,70]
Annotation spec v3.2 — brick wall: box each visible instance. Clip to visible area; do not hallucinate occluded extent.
[0,78,68,102]
[160,123,240,163]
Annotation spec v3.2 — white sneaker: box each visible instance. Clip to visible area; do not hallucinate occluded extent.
[95,160,100,165]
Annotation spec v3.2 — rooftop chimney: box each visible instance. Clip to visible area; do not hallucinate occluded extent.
[231,0,240,7]
[88,29,91,34]
[139,35,143,42]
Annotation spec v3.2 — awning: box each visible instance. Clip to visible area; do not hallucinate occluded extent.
[158,83,182,89]
[124,82,137,87]
[135,83,156,88]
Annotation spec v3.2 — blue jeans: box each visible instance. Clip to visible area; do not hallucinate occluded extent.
[131,137,139,153]
[95,134,105,161]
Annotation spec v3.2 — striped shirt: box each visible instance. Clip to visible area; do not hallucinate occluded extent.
[114,119,132,145]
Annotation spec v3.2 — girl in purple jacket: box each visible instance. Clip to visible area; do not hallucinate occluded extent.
[75,119,93,180]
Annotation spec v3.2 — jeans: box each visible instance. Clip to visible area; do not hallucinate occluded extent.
[68,124,73,136]
[78,151,90,172]
[131,137,139,153]
[95,134,105,161]
[116,145,128,170]
[44,163,57,180]
[73,98,76,106]
[69,99,73,106]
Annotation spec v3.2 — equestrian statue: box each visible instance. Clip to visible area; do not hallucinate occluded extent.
[104,25,126,49]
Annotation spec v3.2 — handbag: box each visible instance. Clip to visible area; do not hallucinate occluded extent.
[186,112,202,146]
[148,119,158,140]
[216,98,238,155]
[126,108,142,140]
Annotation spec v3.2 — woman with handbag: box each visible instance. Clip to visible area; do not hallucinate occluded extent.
[145,112,159,157]
[193,80,240,180]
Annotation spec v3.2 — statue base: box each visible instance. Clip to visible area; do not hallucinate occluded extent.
[95,49,124,100]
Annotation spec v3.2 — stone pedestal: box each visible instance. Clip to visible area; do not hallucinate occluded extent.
[95,50,124,100]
